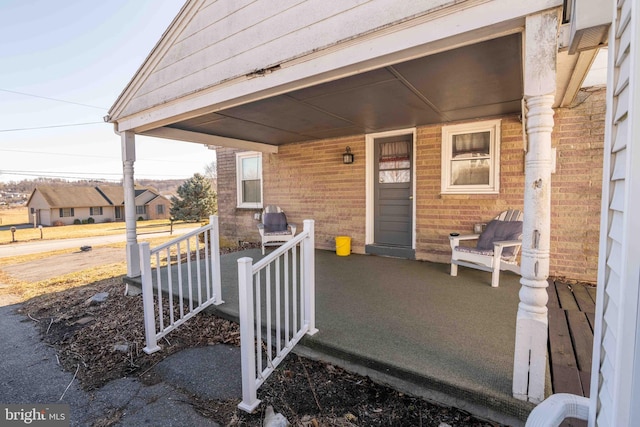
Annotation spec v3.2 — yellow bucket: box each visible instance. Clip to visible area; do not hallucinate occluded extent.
[335,236,351,256]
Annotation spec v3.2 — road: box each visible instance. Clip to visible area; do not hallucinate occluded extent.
[0,227,199,259]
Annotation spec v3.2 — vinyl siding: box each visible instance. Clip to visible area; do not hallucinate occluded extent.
[593,0,639,425]
[121,0,459,117]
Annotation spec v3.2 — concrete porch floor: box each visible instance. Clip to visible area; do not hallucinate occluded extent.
[128,249,540,425]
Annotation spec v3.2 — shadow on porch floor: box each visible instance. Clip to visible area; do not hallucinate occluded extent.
[128,249,580,425]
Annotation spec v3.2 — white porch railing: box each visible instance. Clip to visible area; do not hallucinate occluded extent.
[140,215,223,354]
[237,219,318,412]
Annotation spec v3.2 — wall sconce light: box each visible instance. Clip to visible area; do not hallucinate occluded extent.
[343,146,354,164]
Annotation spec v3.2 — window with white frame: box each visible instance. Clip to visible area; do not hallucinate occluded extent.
[441,119,501,194]
[136,205,147,215]
[90,207,103,216]
[59,208,74,217]
[156,204,165,215]
[236,151,263,208]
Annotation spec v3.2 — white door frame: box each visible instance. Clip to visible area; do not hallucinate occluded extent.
[365,128,417,248]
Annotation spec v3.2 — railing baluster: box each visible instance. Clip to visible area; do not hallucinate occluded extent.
[176,242,184,319]
[277,254,283,355]
[293,245,298,335]
[166,247,174,326]
[255,271,262,378]
[284,257,290,344]
[267,262,273,366]
[196,233,202,305]
[186,237,193,311]
[155,252,164,332]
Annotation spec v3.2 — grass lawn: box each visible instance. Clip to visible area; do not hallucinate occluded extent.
[0,207,28,226]
[0,218,196,245]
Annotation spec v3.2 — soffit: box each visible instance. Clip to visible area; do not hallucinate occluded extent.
[163,33,523,146]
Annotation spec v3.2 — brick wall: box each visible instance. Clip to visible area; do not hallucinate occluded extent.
[551,88,605,282]
[215,88,605,282]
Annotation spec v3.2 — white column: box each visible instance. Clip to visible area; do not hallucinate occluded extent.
[513,10,558,404]
[122,131,140,278]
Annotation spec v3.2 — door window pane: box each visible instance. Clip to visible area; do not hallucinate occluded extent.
[379,140,410,183]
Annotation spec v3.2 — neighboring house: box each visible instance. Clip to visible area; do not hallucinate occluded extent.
[26,185,170,226]
[107,0,640,424]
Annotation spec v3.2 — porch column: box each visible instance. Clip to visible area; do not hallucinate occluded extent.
[513,10,558,404]
[122,130,140,278]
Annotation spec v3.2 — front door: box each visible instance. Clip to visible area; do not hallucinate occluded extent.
[373,134,413,248]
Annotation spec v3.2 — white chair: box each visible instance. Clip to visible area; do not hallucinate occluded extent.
[449,209,523,287]
[257,205,297,255]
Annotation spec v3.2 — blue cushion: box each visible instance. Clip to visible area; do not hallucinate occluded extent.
[263,212,288,233]
[477,220,523,256]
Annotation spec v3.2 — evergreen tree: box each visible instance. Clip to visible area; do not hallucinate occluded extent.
[170,173,217,222]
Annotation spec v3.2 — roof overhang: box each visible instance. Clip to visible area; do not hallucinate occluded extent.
[107,1,602,150]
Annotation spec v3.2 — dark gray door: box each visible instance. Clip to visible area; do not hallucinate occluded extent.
[374,135,413,247]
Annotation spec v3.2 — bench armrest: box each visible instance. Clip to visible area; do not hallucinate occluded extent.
[449,234,480,250]
[493,240,522,248]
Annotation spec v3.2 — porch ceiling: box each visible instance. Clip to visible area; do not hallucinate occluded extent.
[162,34,523,146]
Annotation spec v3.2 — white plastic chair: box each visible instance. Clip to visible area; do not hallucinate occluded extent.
[257,205,297,255]
[449,209,523,287]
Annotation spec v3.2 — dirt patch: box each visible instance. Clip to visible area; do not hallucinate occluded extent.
[3,247,124,282]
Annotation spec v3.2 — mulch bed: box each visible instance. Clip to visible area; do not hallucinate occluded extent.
[20,256,502,426]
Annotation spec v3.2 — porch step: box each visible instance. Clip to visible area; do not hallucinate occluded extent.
[365,244,415,259]
[295,336,532,427]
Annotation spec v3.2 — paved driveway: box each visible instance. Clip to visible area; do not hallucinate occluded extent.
[2,247,125,282]
[0,227,198,259]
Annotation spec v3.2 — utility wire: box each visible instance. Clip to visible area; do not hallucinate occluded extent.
[0,171,122,182]
[0,148,117,159]
[0,169,193,179]
[0,148,208,164]
[0,121,104,133]
[0,88,107,110]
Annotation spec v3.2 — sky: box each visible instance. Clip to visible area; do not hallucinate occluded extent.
[0,0,214,184]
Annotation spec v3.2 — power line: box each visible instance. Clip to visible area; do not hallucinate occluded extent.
[0,169,194,179]
[0,148,117,160]
[0,148,209,164]
[0,88,107,110]
[0,171,122,182]
[0,121,104,133]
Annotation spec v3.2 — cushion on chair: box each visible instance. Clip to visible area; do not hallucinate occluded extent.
[476,220,523,256]
[263,212,288,233]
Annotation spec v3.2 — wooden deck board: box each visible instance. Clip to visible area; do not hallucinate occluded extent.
[585,312,595,332]
[547,279,560,309]
[547,280,595,399]
[556,282,580,311]
[566,311,593,377]
[549,307,577,369]
[552,364,583,394]
[572,284,595,314]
